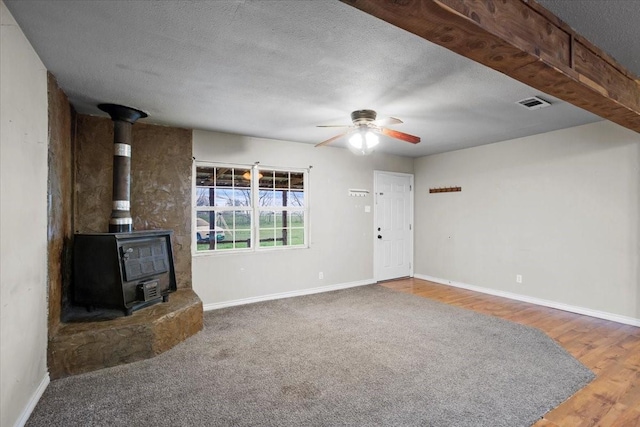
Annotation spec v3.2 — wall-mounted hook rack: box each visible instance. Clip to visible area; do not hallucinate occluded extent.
[349,189,370,197]
[429,186,461,194]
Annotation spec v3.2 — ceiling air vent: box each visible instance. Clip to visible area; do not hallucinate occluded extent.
[516,96,551,110]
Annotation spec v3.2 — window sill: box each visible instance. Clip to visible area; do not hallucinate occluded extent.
[192,244,310,257]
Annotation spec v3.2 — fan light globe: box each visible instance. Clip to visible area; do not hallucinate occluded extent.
[348,132,363,149]
[366,131,379,148]
[348,129,379,155]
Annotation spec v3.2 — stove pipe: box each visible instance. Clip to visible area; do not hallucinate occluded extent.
[98,104,147,233]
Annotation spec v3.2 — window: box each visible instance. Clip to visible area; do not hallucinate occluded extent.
[195,163,307,253]
[258,170,305,248]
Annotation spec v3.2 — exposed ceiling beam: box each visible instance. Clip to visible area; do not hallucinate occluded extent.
[341,0,640,133]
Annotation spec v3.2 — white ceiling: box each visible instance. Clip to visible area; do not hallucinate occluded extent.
[5,0,638,157]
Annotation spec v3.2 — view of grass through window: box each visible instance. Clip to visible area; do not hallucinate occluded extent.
[195,165,306,252]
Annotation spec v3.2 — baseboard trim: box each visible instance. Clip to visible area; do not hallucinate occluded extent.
[414,274,640,327]
[203,279,375,311]
[14,373,50,427]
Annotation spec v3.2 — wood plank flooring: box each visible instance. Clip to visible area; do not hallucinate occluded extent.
[381,278,640,427]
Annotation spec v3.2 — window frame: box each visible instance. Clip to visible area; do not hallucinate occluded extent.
[193,161,309,255]
[256,168,307,249]
[194,163,254,252]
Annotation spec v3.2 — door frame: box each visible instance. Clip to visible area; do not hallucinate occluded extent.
[373,170,414,282]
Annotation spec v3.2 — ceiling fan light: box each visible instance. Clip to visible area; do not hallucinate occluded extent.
[365,131,379,148]
[348,133,363,149]
[348,129,378,155]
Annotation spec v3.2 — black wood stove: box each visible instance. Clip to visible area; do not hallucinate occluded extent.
[74,230,177,316]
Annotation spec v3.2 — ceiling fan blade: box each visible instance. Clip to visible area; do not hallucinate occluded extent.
[317,125,352,128]
[373,117,403,126]
[315,131,352,147]
[380,127,421,144]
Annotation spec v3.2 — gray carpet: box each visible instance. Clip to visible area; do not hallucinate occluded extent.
[28,285,594,426]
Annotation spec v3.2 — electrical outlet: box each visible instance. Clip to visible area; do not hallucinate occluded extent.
[516,274,522,284]
[319,272,324,280]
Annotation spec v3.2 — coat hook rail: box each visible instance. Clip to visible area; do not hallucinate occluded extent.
[429,186,461,194]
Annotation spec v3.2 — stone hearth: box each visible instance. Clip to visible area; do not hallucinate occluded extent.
[48,289,202,379]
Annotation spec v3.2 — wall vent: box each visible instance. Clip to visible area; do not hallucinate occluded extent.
[516,96,551,110]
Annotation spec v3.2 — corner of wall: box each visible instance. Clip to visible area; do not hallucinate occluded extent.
[1,2,50,426]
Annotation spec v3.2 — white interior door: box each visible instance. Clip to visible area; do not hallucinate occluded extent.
[374,171,413,282]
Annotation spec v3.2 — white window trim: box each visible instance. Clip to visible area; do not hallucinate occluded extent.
[193,161,309,255]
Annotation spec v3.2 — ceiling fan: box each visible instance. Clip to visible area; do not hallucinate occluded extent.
[315,110,420,155]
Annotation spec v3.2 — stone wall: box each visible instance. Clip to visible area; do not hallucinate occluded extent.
[46,91,202,379]
[47,73,75,332]
[75,115,193,288]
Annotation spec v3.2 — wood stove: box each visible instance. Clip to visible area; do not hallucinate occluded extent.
[74,230,177,316]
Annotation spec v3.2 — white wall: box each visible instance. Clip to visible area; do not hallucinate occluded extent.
[414,121,640,321]
[192,130,413,307]
[0,2,50,426]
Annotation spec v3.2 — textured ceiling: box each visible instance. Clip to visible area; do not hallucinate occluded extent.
[6,0,636,157]
[538,0,640,77]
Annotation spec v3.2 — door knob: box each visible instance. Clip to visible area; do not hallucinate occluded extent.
[377,235,382,239]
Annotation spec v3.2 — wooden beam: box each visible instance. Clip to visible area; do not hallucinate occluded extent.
[341,0,640,133]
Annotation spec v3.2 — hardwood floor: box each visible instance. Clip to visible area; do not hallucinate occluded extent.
[381,278,640,427]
